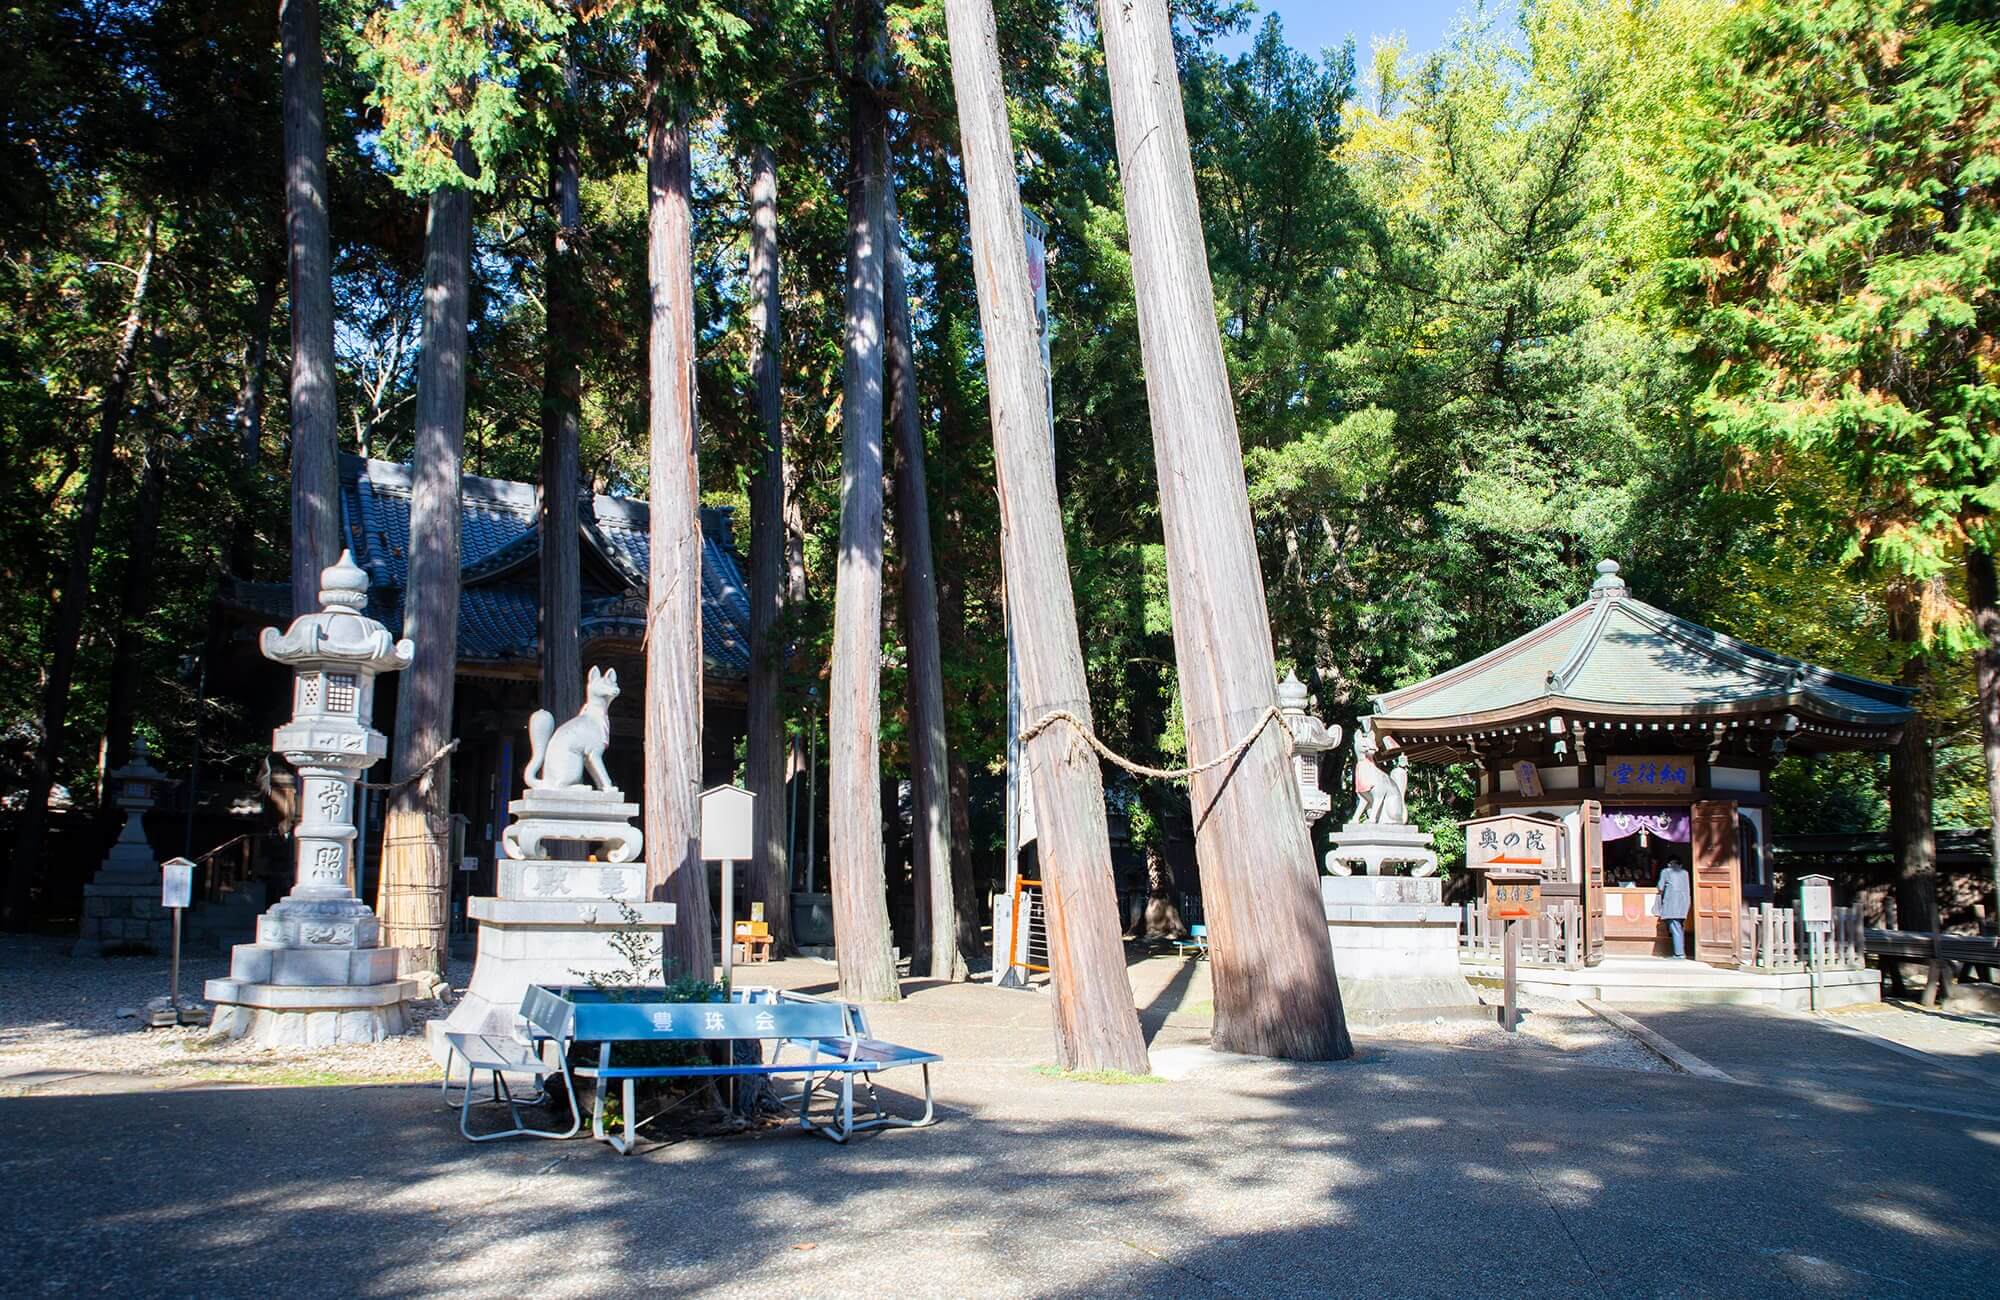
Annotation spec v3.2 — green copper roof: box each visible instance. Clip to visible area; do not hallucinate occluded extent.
[1371,561,1912,731]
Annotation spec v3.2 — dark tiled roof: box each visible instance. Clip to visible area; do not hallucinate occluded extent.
[233,456,750,677]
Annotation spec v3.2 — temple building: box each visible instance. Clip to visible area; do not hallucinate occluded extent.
[217,455,754,906]
[1366,559,1910,1004]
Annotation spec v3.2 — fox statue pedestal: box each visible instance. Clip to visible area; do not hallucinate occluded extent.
[429,668,675,1064]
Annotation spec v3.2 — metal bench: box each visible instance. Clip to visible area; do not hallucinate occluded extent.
[536,984,940,1154]
[1173,923,1209,960]
[439,985,581,1142]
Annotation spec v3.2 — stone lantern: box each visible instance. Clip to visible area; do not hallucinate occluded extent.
[1277,670,1341,827]
[73,738,175,955]
[205,550,418,1045]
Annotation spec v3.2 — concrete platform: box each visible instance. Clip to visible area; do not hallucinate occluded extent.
[1462,954,1880,1010]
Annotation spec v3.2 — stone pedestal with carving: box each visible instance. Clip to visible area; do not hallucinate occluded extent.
[430,774,674,1064]
[1323,873,1483,1023]
[205,552,417,1046]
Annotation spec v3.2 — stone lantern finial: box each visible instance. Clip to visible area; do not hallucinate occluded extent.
[318,549,369,611]
[1277,669,1311,714]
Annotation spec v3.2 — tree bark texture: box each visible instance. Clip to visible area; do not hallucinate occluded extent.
[942,0,1149,1071]
[379,179,471,988]
[1886,589,1938,940]
[538,61,584,728]
[643,58,711,983]
[1096,0,1350,1060]
[232,267,280,580]
[281,0,341,619]
[885,191,964,982]
[1969,549,2000,924]
[101,421,170,778]
[745,144,794,955]
[6,220,156,925]
[827,0,903,1003]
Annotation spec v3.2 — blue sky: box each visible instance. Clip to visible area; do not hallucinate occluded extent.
[1214,0,1492,61]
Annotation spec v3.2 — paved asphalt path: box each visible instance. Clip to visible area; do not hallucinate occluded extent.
[3,1022,1997,1298]
[1620,1003,2000,1120]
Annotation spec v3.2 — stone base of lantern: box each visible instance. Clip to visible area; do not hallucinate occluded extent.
[204,894,414,1045]
[1324,875,1485,1024]
[427,875,676,1068]
[74,882,173,956]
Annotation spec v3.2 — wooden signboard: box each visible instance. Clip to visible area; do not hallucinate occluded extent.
[1605,755,1695,797]
[1486,875,1543,921]
[1465,813,1563,877]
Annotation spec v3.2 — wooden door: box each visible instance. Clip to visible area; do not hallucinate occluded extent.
[1691,800,1742,966]
[1580,800,1605,966]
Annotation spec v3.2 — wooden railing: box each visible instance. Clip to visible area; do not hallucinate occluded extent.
[1741,904,1865,971]
[1460,900,1584,970]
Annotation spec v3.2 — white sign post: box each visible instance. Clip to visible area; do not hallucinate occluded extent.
[156,857,197,1027]
[1798,873,1835,1012]
[700,785,756,985]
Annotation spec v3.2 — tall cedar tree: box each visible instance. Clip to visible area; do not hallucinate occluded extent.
[1097,0,1352,1059]
[643,40,712,982]
[1674,0,2000,931]
[282,0,342,621]
[828,0,902,1002]
[745,144,794,953]
[942,0,1150,1070]
[885,189,964,981]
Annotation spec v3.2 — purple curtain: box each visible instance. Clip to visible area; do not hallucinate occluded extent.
[1602,809,1690,843]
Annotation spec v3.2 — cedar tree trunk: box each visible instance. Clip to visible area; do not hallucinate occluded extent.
[942,0,1148,1070]
[827,0,902,1002]
[281,0,341,617]
[745,143,794,954]
[379,171,472,990]
[232,267,280,580]
[643,48,711,983]
[1887,587,1938,937]
[885,189,963,981]
[1970,549,2000,926]
[539,58,584,727]
[1096,0,1350,1060]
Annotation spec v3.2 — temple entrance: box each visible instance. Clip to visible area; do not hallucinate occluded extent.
[1601,808,1691,957]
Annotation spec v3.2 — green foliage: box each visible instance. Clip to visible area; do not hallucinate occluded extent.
[1672,0,2000,613]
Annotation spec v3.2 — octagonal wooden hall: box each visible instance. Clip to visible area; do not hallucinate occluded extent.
[1366,559,1911,974]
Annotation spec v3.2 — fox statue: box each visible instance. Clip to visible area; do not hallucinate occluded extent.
[1350,723,1409,826]
[523,665,619,792]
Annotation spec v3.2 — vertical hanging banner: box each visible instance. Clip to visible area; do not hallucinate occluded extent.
[1000,210,1055,984]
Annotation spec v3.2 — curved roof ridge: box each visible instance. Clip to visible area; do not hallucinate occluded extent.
[1546,594,1620,694]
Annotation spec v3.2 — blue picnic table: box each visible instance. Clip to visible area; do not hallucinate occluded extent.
[442,984,940,1153]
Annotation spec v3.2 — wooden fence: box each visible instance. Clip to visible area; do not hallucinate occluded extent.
[1742,904,1865,971]
[1460,900,1585,969]
[1460,900,1865,972]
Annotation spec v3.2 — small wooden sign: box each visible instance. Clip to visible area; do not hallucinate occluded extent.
[699,784,756,862]
[1513,761,1543,799]
[1605,754,1694,796]
[1486,873,1543,922]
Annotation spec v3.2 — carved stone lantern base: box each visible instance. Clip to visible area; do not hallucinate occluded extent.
[204,897,415,1046]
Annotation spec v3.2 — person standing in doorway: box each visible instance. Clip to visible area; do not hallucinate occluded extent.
[1657,856,1692,958]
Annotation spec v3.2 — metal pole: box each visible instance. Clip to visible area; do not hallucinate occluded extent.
[1503,919,1519,1032]
[169,906,183,1018]
[720,858,735,986]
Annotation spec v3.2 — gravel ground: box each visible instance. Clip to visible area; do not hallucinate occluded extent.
[1362,991,1671,1072]
[0,935,465,1090]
